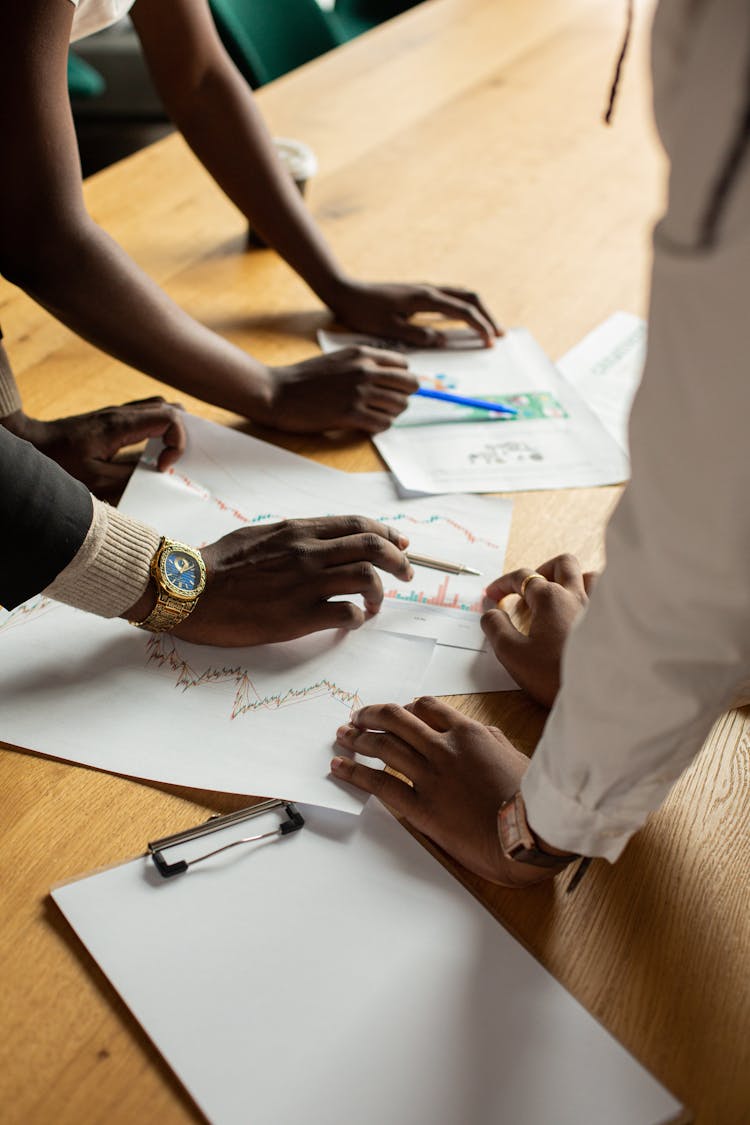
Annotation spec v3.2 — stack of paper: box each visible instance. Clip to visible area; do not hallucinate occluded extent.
[0,416,515,814]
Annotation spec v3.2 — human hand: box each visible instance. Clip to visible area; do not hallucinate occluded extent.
[481,555,599,708]
[327,280,502,348]
[331,696,550,887]
[131,516,415,646]
[260,346,419,434]
[3,397,185,500]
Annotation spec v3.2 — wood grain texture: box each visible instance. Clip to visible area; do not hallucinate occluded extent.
[1,2,748,1122]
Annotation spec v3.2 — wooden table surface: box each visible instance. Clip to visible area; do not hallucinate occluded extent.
[1,1,748,1122]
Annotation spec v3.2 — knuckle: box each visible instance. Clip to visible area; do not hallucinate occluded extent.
[343,515,370,536]
[370,770,392,798]
[360,532,387,558]
[280,518,303,538]
[379,702,403,722]
[336,602,362,627]
[534,583,557,604]
[289,540,313,564]
[356,562,378,584]
[556,552,579,569]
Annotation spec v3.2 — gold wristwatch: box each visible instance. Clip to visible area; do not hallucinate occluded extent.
[130,538,207,633]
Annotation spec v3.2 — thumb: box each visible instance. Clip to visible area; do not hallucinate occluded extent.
[102,404,187,470]
[481,607,528,669]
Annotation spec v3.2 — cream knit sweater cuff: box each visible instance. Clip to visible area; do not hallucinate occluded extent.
[45,496,160,618]
[0,359,22,417]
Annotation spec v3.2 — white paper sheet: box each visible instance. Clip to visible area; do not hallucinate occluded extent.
[319,328,629,495]
[0,416,518,800]
[120,417,515,698]
[52,801,683,1125]
[557,311,646,455]
[0,601,430,813]
[119,419,513,655]
[418,642,516,695]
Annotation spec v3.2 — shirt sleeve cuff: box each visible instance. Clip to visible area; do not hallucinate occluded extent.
[0,359,22,417]
[521,759,636,863]
[44,496,160,618]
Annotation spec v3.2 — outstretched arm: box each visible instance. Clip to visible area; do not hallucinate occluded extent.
[131,0,500,347]
[0,1,278,418]
[0,0,415,434]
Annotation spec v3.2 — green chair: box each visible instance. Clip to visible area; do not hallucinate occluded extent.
[67,51,106,100]
[208,0,345,87]
[330,0,424,40]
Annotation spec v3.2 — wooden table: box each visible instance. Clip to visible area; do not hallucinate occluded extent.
[1,1,747,1121]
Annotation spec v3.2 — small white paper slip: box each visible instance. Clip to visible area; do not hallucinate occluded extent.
[319,328,628,495]
[52,801,683,1125]
[417,641,517,696]
[557,311,647,456]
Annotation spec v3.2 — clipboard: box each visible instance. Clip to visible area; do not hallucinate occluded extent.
[147,798,304,879]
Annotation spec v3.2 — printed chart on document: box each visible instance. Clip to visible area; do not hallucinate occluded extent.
[319,328,629,494]
[126,415,514,658]
[0,417,512,808]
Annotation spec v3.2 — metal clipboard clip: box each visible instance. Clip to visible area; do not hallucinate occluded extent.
[147,799,305,879]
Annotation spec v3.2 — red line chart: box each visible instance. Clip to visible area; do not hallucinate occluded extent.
[145,462,503,549]
[146,635,363,720]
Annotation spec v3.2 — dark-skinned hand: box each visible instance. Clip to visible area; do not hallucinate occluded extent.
[327,280,502,348]
[3,397,186,501]
[331,695,552,888]
[124,516,414,647]
[481,554,599,709]
[261,346,419,435]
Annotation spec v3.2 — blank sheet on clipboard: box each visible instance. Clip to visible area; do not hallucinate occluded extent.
[52,802,683,1125]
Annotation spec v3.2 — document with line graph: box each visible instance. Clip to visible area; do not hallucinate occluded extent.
[319,328,629,494]
[0,416,517,808]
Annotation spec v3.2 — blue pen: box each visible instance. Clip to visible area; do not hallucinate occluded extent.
[414,387,518,416]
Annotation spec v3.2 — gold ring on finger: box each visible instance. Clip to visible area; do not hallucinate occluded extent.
[520,572,546,600]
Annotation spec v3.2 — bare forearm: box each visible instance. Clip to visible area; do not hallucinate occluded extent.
[10,218,272,415]
[183,75,345,299]
[139,33,348,305]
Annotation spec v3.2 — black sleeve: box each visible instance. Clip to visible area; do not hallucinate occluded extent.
[0,425,93,610]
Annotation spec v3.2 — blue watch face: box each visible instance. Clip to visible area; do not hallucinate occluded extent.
[164,549,201,593]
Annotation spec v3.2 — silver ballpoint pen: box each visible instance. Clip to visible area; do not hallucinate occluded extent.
[405,551,482,577]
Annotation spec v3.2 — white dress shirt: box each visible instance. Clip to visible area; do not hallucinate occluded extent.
[522,0,750,861]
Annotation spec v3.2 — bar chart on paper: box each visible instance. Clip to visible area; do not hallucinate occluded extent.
[385,574,484,613]
[365,505,510,649]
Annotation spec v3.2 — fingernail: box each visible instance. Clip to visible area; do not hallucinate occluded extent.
[406,566,414,581]
[336,724,352,740]
[331,756,349,774]
[397,534,409,549]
